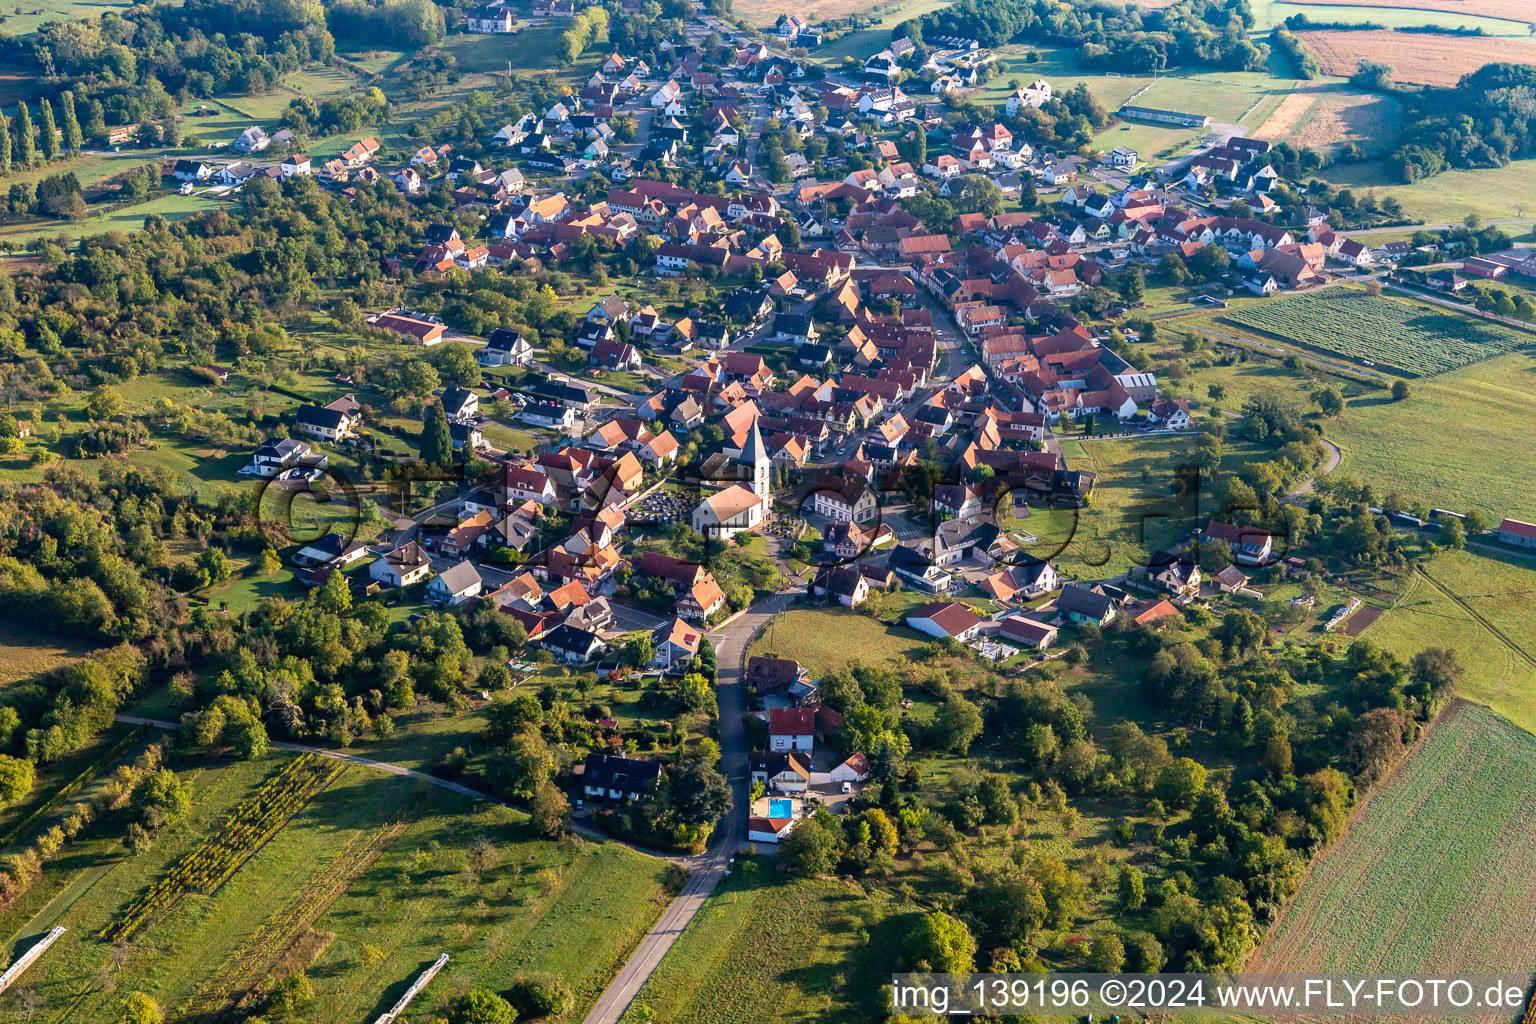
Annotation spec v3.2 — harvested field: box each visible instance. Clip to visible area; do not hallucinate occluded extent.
[1296,29,1536,87]
[1258,83,1403,150]
[1285,0,1536,21]
[1255,90,1316,140]
[1252,701,1536,1018]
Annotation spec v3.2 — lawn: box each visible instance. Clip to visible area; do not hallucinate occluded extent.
[0,0,155,37]
[1361,549,1536,733]
[747,605,932,675]
[1223,289,1530,377]
[620,861,911,1024]
[0,192,222,246]
[1253,701,1536,977]
[1026,434,1281,579]
[0,752,674,1022]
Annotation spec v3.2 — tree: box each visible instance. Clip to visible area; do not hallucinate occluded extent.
[61,92,82,154]
[1190,243,1230,281]
[510,975,574,1020]
[1091,932,1126,973]
[38,100,58,161]
[1391,380,1410,401]
[622,634,655,668]
[1153,757,1207,809]
[931,693,983,753]
[1118,865,1146,910]
[0,754,33,808]
[1314,385,1344,418]
[673,758,731,825]
[260,548,283,575]
[451,988,515,1024]
[117,992,163,1024]
[904,911,976,972]
[1119,267,1146,306]
[531,778,570,837]
[1348,707,1409,786]
[15,103,36,168]
[419,402,453,464]
[88,385,125,420]
[435,342,481,387]
[952,174,1004,216]
[0,111,10,175]
[780,812,844,875]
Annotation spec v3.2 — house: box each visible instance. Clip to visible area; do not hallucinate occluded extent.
[172,159,213,182]
[1147,398,1192,429]
[1212,564,1249,594]
[1201,521,1273,565]
[747,814,796,844]
[466,3,515,32]
[1498,518,1536,548]
[806,473,877,524]
[811,565,870,607]
[652,616,702,672]
[368,312,446,345]
[1058,582,1116,626]
[521,401,574,429]
[280,153,312,177]
[905,600,982,641]
[481,328,534,367]
[240,437,319,478]
[751,751,811,794]
[427,561,484,606]
[1146,550,1201,598]
[295,397,362,443]
[294,533,369,568]
[998,615,1059,650]
[234,126,270,153]
[440,386,479,422]
[1107,146,1139,169]
[504,466,558,505]
[369,542,432,588]
[829,752,871,784]
[768,707,815,752]
[581,753,661,802]
[980,561,1059,601]
[746,656,804,695]
[542,623,605,665]
[678,573,727,622]
[1132,598,1182,627]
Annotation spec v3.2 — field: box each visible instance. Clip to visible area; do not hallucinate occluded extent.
[1253,81,1402,150]
[747,606,931,674]
[0,623,91,689]
[1253,702,1536,993]
[1264,0,1536,34]
[737,0,943,29]
[1265,0,1536,22]
[1223,289,1530,377]
[619,864,908,1024]
[0,0,155,37]
[0,752,673,1022]
[1362,549,1536,732]
[1295,29,1536,87]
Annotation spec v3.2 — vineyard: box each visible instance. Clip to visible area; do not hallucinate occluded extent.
[1225,290,1529,376]
[102,754,346,942]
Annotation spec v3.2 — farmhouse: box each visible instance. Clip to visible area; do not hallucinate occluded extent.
[1498,518,1536,548]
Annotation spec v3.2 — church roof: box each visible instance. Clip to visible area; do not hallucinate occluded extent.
[703,483,763,520]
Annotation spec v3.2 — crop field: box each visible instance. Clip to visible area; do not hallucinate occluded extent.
[1254,81,1402,151]
[1295,29,1536,87]
[1253,702,1536,992]
[1266,0,1536,34]
[1224,290,1530,376]
[1266,0,1536,22]
[1363,550,1536,732]
[620,863,909,1024]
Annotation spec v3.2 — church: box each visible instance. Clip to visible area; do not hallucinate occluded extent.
[691,418,772,540]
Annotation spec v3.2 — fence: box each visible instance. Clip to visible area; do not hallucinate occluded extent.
[373,953,449,1024]
[0,927,66,996]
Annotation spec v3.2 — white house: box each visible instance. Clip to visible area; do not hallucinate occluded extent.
[751,751,811,793]
[369,542,432,588]
[234,126,270,153]
[829,752,871,784]
[426,561,483,606]
[481,328,534,367]
[651,616,702,672]
[905,600,983,641]
[768,707,815,753]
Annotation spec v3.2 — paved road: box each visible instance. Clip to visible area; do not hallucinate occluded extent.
[1284,437,1341,501]
[579,587,801,1024]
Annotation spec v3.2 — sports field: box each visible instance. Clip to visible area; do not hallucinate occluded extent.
[1224,290,1529,377]
[1253,702,1536,992]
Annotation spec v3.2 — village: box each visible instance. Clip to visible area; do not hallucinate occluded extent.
[182,3,1536,866]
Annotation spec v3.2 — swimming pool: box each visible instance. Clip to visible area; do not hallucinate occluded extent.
[768,798,794,818]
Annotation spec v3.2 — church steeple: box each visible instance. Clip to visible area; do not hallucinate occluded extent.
[741,417,770,497]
